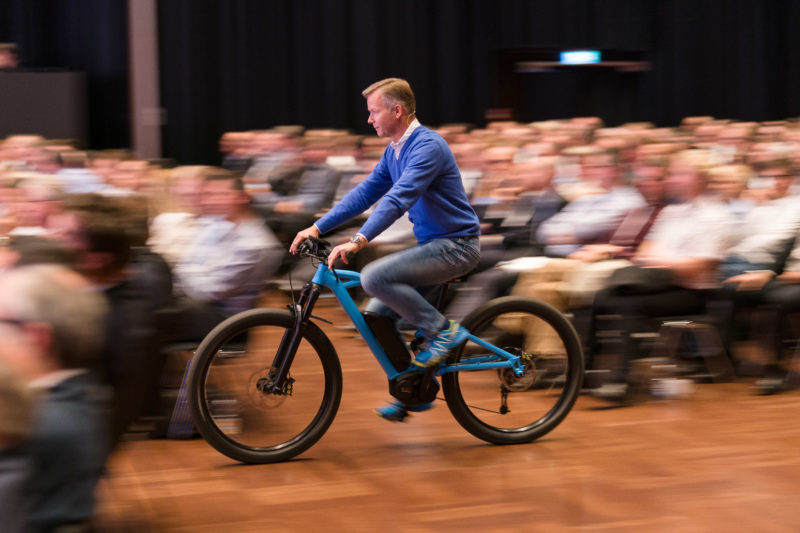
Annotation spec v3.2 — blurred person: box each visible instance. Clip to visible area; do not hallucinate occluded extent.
[719,160,799,280]
[455,160,670,356]
[87,153,123,186]
[106,159,151,193]
[0,135,46,169]
[536,149,646,257]
[171,170,283,341]
[242,130,301,188]
[0,235,75,272]
[0,360,35,533]
[714,160,800,388]
[56,151,107,194]
[718,226,800,394]
[257,143,343,247]
[220,131,257,172]
[589,149,737,401]
[478,157,567,266]
[0,43,19,70]
[290,77,480,421]
[706,164,755,221]
[6,174,63,237]
[48,194,165,444]
[469,145,517,220]
[148,165,209,266]
[0,265,110,532]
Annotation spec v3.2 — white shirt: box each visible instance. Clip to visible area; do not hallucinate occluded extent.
[390,118,421,159]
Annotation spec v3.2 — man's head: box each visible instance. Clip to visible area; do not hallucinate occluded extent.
[0,265,108,381]
[48,194,135,282]
[362,78,416,142]
[756,159,794,199]
[581,150,621,191]
[199,170,251,219]
[665,149,712,202]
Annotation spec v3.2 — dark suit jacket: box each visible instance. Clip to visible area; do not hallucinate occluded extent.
[26,372,109,531]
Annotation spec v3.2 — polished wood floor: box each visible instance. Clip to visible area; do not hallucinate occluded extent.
[95,298,800,532]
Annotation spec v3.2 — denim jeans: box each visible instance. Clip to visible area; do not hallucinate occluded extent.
[361,236,480,338]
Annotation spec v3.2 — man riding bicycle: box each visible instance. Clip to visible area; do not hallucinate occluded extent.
[290,78,481,421]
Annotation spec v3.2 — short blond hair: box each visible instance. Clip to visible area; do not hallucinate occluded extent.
[362,78,416,117]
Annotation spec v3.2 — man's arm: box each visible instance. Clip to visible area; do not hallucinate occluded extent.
[357,138,445,241]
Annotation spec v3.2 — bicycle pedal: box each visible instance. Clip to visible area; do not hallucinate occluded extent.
[373,402,410,422]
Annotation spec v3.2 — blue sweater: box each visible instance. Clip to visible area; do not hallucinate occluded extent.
[316,126,480,244]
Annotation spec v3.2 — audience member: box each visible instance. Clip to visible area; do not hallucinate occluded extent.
[0,265,110,531]
[148,165,208,266]
[48,194,164,444]
[171,170,283,340]
[590,149,737,400]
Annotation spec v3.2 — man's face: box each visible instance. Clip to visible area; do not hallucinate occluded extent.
[200,179,247,218]
[366,91,400,139]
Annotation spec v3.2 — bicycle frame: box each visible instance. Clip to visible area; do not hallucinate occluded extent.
[304,263,527,380]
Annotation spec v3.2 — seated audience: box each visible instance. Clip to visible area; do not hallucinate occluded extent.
[589,149,737,400]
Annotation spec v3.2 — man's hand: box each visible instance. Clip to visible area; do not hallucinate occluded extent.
[289,225,321,255]
[327,241,361,269]
[722,271,774,291]
[777,270,800,284]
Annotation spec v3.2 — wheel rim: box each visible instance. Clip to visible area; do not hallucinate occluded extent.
[449,302,581,437]
[197,322,333,453]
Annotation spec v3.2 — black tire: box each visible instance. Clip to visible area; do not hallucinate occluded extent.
[187,308,342,463]
[442,296,584,444]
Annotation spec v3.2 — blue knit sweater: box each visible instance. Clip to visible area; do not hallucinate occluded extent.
[316,126,480,243]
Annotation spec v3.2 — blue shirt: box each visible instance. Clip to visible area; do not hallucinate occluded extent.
[315,126,480,244]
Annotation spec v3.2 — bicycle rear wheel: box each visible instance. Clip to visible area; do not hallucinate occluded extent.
[442,296,583,444]
[187,308,342,463]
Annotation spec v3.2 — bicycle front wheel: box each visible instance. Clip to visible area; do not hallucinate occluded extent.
[187,308,342,464]
[442,296,584,444]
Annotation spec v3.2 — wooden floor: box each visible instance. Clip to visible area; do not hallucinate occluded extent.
[95,298,800,532]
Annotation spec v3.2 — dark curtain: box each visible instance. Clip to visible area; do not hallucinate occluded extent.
[158,0,800,165]
[0,0,129,150]
[157,0,491,164]
[3,1,800,164]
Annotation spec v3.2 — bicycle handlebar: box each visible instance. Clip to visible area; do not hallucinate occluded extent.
[298,236,356,267]
[297,236,331,261]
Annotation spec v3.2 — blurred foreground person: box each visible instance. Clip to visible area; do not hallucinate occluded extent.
[49,194,164,445]
[0,360,35,533]
[0,265,110,532]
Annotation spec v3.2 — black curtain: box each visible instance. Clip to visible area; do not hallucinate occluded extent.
[0,0,129,150]
[157,0,800,165]
[3,1,800,164]
[157,0,491,164]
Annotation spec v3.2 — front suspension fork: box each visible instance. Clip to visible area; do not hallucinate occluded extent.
[267,283,321,393]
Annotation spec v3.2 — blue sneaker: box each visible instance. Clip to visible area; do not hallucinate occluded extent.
[413,320,469,368]
[373,400,434,422]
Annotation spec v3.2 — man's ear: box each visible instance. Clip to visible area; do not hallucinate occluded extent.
[394,104,403,119]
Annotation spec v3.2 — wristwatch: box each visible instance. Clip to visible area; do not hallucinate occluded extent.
[349,234,367,247]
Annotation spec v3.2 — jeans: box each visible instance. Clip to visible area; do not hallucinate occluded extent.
[361,236,480,338]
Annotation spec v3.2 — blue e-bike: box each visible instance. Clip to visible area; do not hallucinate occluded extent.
[187,237,583,463]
